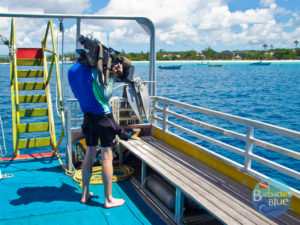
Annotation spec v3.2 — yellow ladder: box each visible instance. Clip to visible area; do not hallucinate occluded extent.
[10,18,64,156]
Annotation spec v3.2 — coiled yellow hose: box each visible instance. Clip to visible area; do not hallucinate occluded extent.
[73,165,134,188]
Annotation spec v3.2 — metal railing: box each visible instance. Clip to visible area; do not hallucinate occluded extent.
[66,95,300,193]
[42,19,65,152]
[152,96,300,192]
[65,99,81,170]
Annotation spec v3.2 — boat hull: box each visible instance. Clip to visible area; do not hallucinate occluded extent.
[158,65,182,70]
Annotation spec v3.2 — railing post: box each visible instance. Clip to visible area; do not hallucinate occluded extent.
[152,98,158,125]
[74,103,78,128]
[65,102,72,171]
[162,100,169,141]
[175,187,184,225]
[76,18,81,59]
[244,126,254,172]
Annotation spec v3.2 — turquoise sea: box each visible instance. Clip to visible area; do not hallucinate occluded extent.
[0,61,299,190]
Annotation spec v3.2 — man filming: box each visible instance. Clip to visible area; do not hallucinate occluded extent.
[68,36,132,208]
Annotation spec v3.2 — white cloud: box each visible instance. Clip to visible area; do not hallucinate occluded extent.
[230,8,274,25]
[0,0,298,52]
[96,0,296,49]
[260,0,276,8]
[0,0,91,50]
[98,0,228,46]
[0,0,91,14]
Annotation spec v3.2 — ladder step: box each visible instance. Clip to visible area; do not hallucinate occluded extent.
[19,137,51,149]
[18,82,45,90]
[16,48,43,59]
[19,95,47,103]
[17,58,43,66]
[19,108,48,117]
[18,70,43,78]
[19,122,49,133]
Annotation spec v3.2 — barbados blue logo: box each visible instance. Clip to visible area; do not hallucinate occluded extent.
[252,178,292,217]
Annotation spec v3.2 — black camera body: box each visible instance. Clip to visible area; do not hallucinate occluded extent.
[76,35,100,68]
[76,35,134,82]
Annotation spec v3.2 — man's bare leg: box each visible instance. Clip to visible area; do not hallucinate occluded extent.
[102,147,125,208]
[81,145,97,204]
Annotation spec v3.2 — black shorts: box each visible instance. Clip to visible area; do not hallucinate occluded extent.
[81,113,130,147]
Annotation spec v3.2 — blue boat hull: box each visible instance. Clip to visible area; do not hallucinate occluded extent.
[158,65,182,70]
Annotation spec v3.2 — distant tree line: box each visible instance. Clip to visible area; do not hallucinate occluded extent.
[53,47,300,61]
[0,54,9,63]
[1,42,299,62]
[153,47,300,61]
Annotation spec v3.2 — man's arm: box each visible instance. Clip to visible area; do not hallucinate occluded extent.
[91,68,115,102]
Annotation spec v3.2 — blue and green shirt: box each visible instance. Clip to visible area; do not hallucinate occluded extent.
[68,63,115,115]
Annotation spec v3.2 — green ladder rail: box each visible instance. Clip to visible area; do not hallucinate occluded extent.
[10,18,65,156]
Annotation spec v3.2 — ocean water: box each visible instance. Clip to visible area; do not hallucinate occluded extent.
[1,61,299,190]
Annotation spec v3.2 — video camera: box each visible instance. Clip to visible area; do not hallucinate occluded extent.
[76,35,134,82]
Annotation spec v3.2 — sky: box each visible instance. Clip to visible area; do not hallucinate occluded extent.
[0,0,299,54]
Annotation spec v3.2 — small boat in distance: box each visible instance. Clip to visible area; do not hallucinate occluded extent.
[197,62,209,65]
[249,61,271,66]
[158,65,182,70]
[208,64,222,67]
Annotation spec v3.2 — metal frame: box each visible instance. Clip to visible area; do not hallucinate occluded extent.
[0,13,156,96]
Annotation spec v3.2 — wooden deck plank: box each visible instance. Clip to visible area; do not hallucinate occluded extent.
[121,139,242,225]
[132,138,276,225]
[120,137,280,225]
[138,137,275,224]
[141,136,300,225]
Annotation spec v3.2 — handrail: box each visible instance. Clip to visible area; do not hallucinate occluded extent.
[154,96,300,141]
[50,19,65,152]
[9,18,20,156]
[42,19,65,153]
[42,22,57,149]
[151,96,300,191]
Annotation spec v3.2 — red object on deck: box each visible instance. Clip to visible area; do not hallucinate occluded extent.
[0,152,64,161]
[16,48,43,59]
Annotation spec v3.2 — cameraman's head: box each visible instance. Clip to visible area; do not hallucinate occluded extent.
[111,63,123,78]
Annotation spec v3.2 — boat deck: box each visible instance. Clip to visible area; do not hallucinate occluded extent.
[0,155,166,225]
[120,136,300,225]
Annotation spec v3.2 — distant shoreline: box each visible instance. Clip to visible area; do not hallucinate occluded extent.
[1,60,300,65]
[134,60,300,63]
